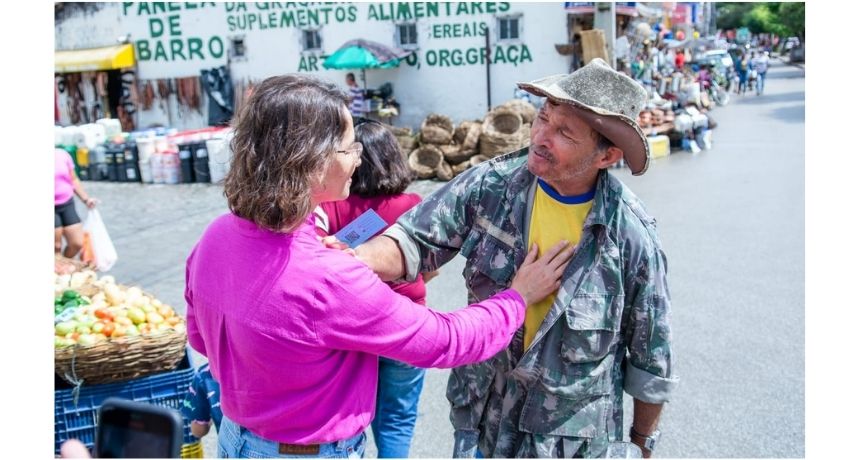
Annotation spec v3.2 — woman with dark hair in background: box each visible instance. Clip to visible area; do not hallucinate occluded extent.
[315,120,431,458]
[184,74,574,458]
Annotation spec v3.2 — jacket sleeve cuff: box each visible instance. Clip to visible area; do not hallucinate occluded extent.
[452,429,480,458]
[382,224,421,282]
[623,360,680,403]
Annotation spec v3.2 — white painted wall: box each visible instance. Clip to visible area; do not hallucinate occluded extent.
[56,2,571,130]
[54,3,123,50]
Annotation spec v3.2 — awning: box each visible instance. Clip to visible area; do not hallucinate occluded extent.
[55,44,135,73]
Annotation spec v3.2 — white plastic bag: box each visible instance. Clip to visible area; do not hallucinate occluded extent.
[83,209,118,271]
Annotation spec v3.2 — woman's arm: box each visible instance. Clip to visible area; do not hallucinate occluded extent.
[69,164,97,208]
[316,241,573,369]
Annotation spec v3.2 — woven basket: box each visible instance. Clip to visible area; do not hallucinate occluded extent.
[408,146,443,179]
[452,159,472,176]
[384,125,413,137]
[436,161,454,181]
[397,134,418,150]
[462,123,482,152]
[484,108,522,134]
[55,328,187,386]
[480,109,529,157]
[453,121,477,144]
[440,144,472,164]
[470,154,491,167]
[423,113,454,133]
[502,99,538,124]
[420,114,454,145]
[517,124,532,150]
[420,126,453,145]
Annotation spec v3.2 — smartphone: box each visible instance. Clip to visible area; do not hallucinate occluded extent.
[95,397,184,458]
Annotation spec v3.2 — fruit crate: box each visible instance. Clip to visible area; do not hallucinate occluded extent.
[54,349,198,457]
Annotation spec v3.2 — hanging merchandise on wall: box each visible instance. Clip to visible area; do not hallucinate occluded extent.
[140,81,155,110]
[116,70,139,132]
[176,76,202,113]
[233,78,259,116]
[200,66,234,126]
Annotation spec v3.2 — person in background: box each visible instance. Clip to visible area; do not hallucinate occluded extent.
[346,72,366,118]
[181,362,223,440]
[674,47,686,70]
[735,52,750,95]
[315,119,433,458]
[55,148,97,258]
[185,74,575,458]
[752,51,770,96]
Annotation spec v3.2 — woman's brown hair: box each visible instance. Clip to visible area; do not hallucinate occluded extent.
[224,74,350,232]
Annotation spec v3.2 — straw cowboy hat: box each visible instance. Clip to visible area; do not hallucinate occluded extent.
[517,58,651,175]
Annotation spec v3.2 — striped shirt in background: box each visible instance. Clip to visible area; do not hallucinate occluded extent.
[349,85,365,116]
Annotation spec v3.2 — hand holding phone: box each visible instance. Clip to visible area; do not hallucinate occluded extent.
[95,398,183,458]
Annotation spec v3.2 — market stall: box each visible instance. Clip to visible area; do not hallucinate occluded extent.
[53,258,203,458]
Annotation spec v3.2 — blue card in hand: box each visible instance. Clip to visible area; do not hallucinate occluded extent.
[334,209,388,248]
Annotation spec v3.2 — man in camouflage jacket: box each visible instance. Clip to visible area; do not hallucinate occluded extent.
[353,59,679,458]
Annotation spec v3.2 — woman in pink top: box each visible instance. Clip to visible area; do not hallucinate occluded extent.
[54,148,97,258]
[184,74,574,458]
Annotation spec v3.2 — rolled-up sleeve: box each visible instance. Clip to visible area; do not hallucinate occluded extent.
[623,244,679,403]
[382,167,484,282]
[383,224,423,282]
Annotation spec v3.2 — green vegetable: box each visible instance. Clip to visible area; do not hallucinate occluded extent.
[54,290,90,316]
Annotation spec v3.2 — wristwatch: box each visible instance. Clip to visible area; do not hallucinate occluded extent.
[629,427,661,453]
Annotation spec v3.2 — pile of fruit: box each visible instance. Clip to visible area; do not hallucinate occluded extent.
[54,270,185,348]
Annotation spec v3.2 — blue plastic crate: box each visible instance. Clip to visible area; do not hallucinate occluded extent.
[54,350,196,455]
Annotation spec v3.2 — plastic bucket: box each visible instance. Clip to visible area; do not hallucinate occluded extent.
[162,151,181,185]
[139,160,153,183]
[150,153,165,184]
[178,142,195,183]
[123,144,141,182]
[136,137,156,163]
[205,138,229,184]
[191,142,211,183]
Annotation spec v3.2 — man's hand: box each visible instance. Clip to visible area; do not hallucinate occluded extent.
[510,242,575,305]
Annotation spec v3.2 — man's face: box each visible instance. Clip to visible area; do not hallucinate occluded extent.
[527,101,602,188]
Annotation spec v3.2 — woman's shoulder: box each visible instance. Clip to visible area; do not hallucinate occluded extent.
[380,192,422,210]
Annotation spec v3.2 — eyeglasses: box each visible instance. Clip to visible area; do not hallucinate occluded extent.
[337,142,363,156]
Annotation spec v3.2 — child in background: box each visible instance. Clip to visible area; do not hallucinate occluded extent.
[314,120,432,458]
[181,362,222,439]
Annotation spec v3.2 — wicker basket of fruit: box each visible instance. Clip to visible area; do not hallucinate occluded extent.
[54,272,187,386]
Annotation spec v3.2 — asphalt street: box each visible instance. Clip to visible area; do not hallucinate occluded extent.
[75,57,804,458]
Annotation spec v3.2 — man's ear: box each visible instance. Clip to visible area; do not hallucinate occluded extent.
[595,146,624,169]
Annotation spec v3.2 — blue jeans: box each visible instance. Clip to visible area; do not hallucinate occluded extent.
[218,415,366,458]
[756,71,767,95]
[370,357,426,458]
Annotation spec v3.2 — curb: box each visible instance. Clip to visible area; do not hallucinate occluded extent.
[779,55,804,70]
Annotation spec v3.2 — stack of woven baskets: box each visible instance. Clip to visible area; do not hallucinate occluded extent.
[397,99,537,182]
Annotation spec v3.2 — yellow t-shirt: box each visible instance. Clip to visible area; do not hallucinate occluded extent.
[524,179,594,350]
